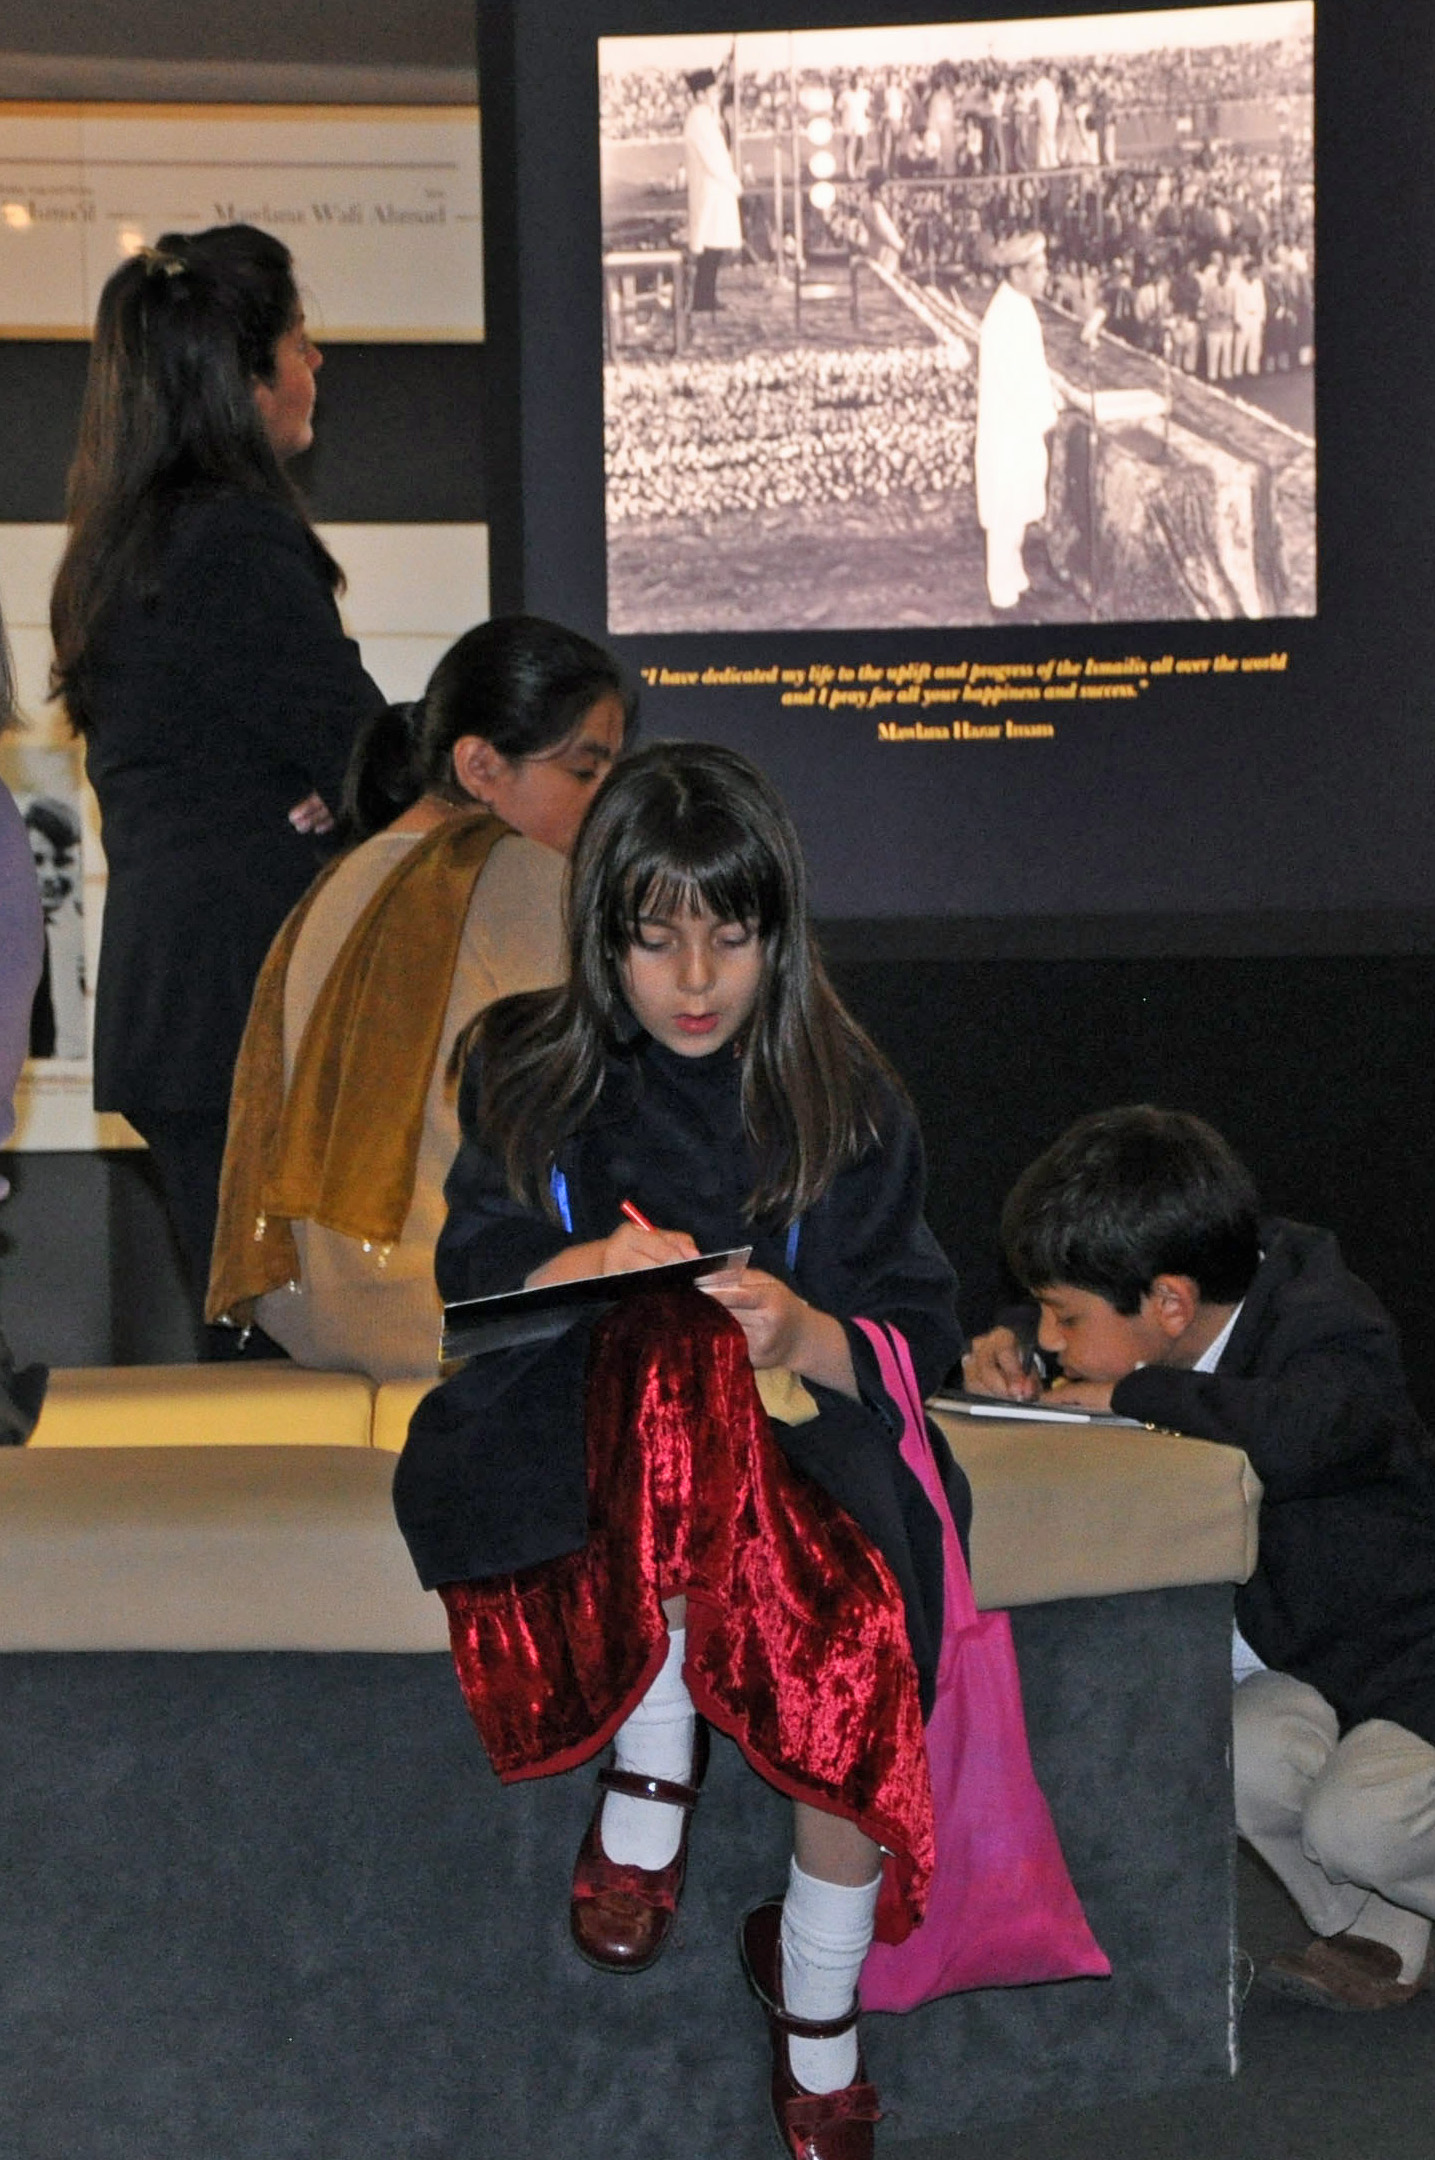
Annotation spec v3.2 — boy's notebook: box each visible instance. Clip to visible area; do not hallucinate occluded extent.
[441,1247,751,1361]
[928,1390,1144,1429]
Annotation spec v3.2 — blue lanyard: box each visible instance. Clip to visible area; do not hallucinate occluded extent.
[549,1162,799,1273]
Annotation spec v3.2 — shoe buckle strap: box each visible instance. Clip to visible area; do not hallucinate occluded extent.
[746,1962,860,2040]
[597,1766,702,1812]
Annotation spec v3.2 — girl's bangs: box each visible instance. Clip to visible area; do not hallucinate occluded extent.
[621,847,780,939]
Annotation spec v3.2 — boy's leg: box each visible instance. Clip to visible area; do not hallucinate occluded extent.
[1237,1672,1435,2004]
[1233,1670,1367,1934]
[1298,1717,1435,1979]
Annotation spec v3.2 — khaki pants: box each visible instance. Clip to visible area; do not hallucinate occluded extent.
[1233,1669,1435,1970]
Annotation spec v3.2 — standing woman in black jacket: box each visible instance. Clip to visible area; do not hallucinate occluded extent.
[50,224,384,1331]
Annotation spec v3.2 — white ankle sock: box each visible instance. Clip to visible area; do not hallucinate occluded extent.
[780,1857,880,2095]
[1343,1895,1432,1982]
[599,1629,695,1870]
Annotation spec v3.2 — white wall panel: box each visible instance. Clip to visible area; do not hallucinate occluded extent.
[0,517,487,1146]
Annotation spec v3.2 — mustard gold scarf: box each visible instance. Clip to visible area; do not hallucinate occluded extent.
[207,810,510,1326]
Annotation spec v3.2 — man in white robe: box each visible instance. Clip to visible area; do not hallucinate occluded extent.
[975,231,1059,611]
[683,70,743,313]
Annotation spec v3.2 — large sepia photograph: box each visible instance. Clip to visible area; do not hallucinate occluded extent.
[599,2,1314,634]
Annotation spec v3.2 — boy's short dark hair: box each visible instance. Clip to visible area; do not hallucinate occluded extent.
[1001,1105,1261,1314]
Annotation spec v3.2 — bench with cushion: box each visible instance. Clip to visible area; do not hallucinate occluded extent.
[0,1371,1257,2157]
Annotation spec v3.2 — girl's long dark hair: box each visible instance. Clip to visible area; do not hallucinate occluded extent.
[51,223,340,734]
[472,740,903,1224]
[340,614,635,843]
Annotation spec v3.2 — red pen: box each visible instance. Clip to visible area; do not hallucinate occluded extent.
[620,1199,657,1233]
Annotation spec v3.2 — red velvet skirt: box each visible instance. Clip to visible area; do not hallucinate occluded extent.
[440,1288,935,1934]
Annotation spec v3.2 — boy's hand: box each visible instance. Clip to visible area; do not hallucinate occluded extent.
[962,1326,1040,1401]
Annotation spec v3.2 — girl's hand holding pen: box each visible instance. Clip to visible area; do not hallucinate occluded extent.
[600,1219,699,1274]
[523,1201,697,1288]
[611,1201,857,1395]
[601,1197,697,1276]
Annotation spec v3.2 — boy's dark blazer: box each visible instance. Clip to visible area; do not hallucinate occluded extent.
[1114,1219,1435,1746]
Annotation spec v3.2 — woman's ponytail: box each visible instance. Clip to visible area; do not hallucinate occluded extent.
[336,699,425,843]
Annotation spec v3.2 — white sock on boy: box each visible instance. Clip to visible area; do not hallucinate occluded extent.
[1343,1894,1432,1983]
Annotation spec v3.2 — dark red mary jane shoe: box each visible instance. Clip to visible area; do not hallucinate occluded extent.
[569,1719,709,1973]
[739,1897,882,2160]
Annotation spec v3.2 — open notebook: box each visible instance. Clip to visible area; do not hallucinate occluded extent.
[928,1391,1144,1429]
[441,1247,751,1361]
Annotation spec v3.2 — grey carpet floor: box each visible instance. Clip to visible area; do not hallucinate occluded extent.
[900,1849,1435,2157]
[3,1651,1426,2158]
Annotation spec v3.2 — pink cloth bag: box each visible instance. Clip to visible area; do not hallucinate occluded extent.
[856,1318,1110,2010]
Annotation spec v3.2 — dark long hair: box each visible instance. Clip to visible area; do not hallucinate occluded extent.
[472,740,902,1223]
[340,614,635,842]
[50,223,340,733]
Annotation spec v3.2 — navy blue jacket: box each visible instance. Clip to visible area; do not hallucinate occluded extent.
[395,1031,967,1709]
[81,491,383,1115]
[1113,1220,1435,1745]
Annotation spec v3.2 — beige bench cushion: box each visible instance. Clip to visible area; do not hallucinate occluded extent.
[30,1364,376,1448]
[378,1383,1258,1610]
[372,1376,438,1454]
[936,1413,1261,1610]
[0,1447,448,1651]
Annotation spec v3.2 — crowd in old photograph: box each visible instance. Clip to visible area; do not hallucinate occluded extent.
[601,34,1313,394]
[599,35,1310,167]
[893,141,1314,383]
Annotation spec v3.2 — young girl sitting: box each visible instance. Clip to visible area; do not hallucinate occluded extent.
[394,741,968,2160]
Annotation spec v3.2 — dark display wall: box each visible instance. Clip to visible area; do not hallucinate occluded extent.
[466,0,1435,1403]
[2,0,1434,1419]
[7,949,1434,1423]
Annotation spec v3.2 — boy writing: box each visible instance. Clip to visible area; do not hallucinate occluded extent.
[964,1105,1435,2011]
